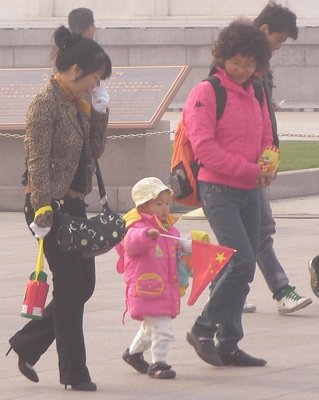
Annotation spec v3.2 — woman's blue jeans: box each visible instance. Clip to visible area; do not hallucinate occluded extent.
[192,182,261,353]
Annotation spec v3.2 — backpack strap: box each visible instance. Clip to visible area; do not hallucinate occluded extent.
[205,74,264,120]
[252,79,264,108]
[204,76,227,121]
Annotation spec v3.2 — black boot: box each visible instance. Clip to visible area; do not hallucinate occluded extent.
[65,381,97,391]
[6,346,39,383]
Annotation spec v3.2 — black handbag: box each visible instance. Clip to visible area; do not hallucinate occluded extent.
[55,160,126,258]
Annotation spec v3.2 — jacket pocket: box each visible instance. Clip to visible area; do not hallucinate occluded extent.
[135,273,164,299]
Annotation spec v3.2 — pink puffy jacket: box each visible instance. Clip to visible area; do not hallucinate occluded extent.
[183,67,273,189]
[116,209,181,321]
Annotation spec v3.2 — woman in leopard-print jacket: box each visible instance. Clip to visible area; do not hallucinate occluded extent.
[7,25,112,391]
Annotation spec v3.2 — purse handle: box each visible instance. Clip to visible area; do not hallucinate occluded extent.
[35,239,44,281]
[94,159,109,207]
[75,110,108,207]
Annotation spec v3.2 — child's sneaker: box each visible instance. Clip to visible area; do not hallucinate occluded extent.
[122,348,149,374]
[147,362,176,379]
[309,255,319,298]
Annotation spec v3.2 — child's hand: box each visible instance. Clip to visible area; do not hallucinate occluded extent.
[147,228,159,240]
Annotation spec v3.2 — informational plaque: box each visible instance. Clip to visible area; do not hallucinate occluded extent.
[0,66,190,130]
[0,68,51,130]
[103,66,190,129]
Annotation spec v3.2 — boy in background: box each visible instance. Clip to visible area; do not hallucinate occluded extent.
[68,7,96,39]
[250,1,312,315]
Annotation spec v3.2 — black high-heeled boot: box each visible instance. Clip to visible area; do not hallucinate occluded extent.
[6,346,39,383]
[64,381,97,391]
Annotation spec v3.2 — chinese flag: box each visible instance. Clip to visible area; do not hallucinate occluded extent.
[187,240,235,306]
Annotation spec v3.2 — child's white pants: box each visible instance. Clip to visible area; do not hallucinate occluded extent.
[129,316,174,363]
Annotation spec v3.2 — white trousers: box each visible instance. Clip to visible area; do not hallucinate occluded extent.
[129,316,174,363]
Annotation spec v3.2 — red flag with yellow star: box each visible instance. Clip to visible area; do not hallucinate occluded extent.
[187,240,235,306]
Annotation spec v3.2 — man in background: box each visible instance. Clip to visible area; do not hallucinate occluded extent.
[249,1,312,315]
[68,7,109,111]
[68,7,96,39]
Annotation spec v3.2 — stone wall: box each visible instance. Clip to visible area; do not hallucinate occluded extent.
[1,0,319,105]
[0,24,318,104]
[0,121,171,212]
[1,0,319,20]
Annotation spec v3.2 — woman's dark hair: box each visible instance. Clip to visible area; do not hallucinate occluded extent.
[212,22,271,72]
[254,1,298,40]
[53,25,111,80]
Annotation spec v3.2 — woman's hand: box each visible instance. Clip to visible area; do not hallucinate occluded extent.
[31,206,53,238]
[92,86,109,114]
[29,221,51,239]
[257,171,275,187]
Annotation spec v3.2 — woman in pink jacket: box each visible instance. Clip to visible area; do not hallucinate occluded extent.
[117,177,183,379]
[184,22,274,367]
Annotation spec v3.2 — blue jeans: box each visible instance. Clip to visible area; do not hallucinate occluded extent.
[192,182,261,353]
[257,188,289,297]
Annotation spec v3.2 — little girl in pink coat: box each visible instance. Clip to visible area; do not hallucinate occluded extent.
[117,177,185,379]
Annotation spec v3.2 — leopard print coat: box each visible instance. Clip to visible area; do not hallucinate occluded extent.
[25,78,109,224]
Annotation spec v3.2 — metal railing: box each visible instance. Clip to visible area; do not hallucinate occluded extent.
[0,130,319,140]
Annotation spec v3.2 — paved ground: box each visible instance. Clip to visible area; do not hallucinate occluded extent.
[1,194,319,400]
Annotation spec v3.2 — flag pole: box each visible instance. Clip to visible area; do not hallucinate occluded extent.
[159,233,237,252]
[159,233,190,243]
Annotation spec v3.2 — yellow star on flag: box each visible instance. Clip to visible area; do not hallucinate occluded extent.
[215,252,227,264]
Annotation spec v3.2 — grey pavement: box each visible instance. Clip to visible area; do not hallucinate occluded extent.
[1,194,319,400]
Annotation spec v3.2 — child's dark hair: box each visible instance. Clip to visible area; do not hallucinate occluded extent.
[53,26,111,80]
[68,7,94,34]
[254,1,298,40]
[212,22,271,72]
